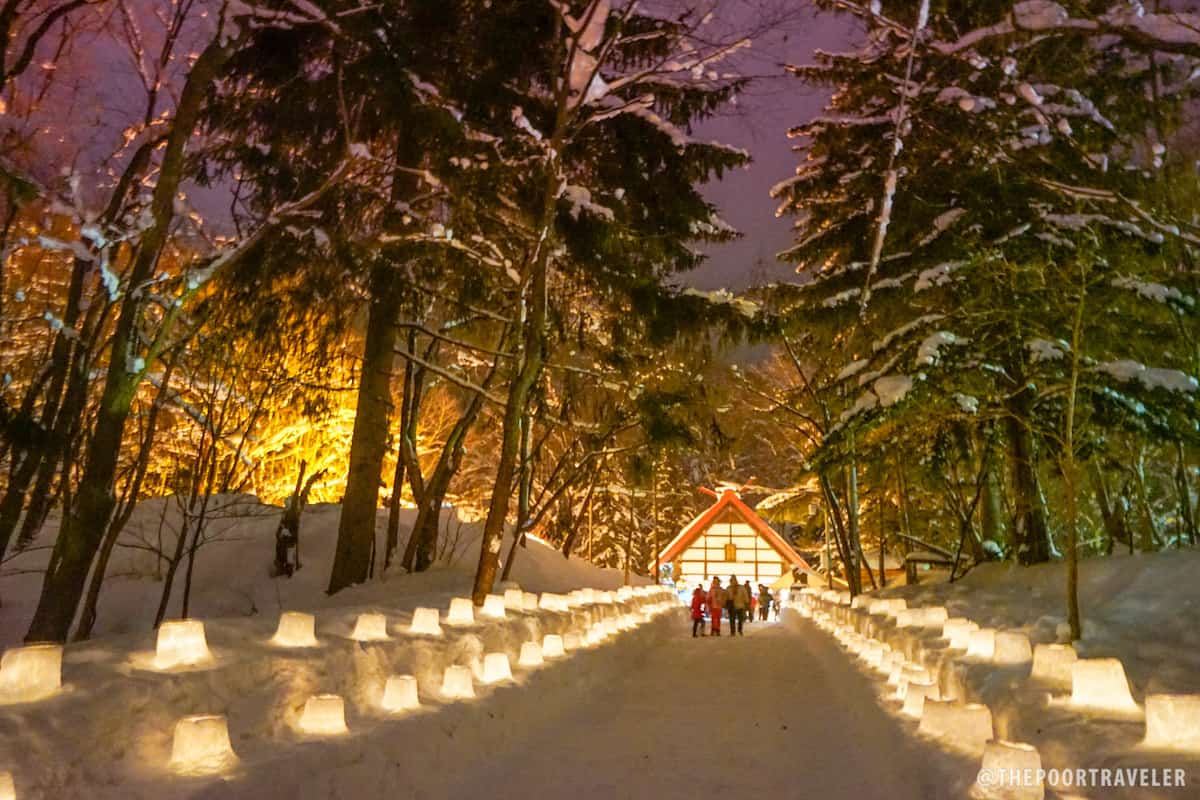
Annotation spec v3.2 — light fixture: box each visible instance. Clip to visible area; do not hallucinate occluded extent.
[409,607,442,636]
[155,620,212,670]
[480,595,507,619]
[966,628,997,660]
[518,642,544,667]
[0,643,63,702]
[0,771,11,800]
[993,632,1033,666]
[446,598,475,625]
[440,665,475,699]
[522,593,540,611]
[1031,644,1076,690]
[169,714,238,775]
[503,589,525,610]
[1070,658,1140,715]
[1143,694,1200,750]
[542,635,565,658]
[918,701,994,756]
[979,741,1044,800]
[481,653,513,684]
[350,613,389,642]
[381,675,420,713]
[538,594,568,612]
[563,632,582,651]
[901,680,939,718]
[271,612,318,648]
[299,694,349,735]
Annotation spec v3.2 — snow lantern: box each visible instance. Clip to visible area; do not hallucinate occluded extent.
[542,634,566,659]
[538,593,568,613]
[850,595,871,610]
[901,680,940,718]
[563,632,582,651]
[522,592,539,611]
[271,612,319,648]
[966,628,997,660]
[862,642,890,670]
[993,632,1033,666]
[481,594,507,620]
[446,598,476,625]
[836,591,852,606]
[518,642,544,668]
[918,701,994,756]
[154,620,212,669]
[299,694,349,735]
[410,607,442,637]
[896,609,925,629]
[602,618,620,637]
[978,741,1044,800]
[503,589,525,610]
[0,771,11,800]
[440,665,475,699]
[481,653,513,684]
[350,612,390,642]
[381,675,420,713]
[921,606,949,627]
[1030,643,1076,690]
[895,664,932,699]
[0,643,63,702]
[1143,694,1200,750]
[948,621,980,651]
[1070,658,1140,715]
[616,587,634,601]
[580,588,596,603]
[942,618,974,644]
[169,714,238,775]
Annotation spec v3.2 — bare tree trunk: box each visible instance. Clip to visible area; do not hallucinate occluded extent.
[1175,441,1197,546]
[1005,388,1051,565]
[500,414,532,583]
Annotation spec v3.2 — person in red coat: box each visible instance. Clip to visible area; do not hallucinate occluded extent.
[690,585,707,637]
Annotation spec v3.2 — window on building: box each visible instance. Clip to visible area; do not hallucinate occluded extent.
[723,542,737,561]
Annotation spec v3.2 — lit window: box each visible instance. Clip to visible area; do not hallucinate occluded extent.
[724,543,737,561]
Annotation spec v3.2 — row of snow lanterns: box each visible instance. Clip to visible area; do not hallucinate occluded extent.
[798,588,1200,800]
[0,585,676,791]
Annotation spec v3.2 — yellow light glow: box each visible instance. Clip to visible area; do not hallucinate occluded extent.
[481,653,513,684]
[1070,658,1141,715]
[994,631,1033,665]
[522,592,539,611]
[0,644,63,702]
[0,770,12,800]
[271,612,319,648]
[169,715,238,775]
[440,665,475,699]
[381,675,420,713]
[409,607,442,636]
[901,680,940,718]
[350,613,389,642]
[918,701,994,756]
[503,589,525,610]
[966,628,997,660]
[563,632,581,650]
[154,620,212,670]
[1031,643,1076,690]
[518,642,544,667]
[1143,694,1200,750]
[299,694,349,735]
[542,635,565,658]
[538,594,568,613]
[979,741,1044,800]
[446,598,475,625]
[480,595,507,620]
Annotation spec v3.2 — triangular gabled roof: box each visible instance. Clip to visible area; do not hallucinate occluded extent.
[655,489,817,575]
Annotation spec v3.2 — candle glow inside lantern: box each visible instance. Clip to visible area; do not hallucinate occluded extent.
[0,643,63,702]
[993,631,1033,666]
[271,612,319,648]
[942,618,975,645]
[350,613,390,642]
[918,701,994,757]
[851,595,871,610]
[1031,643,1076,690]
[883,598,907,618]
[503,589,525,610]
[920,606,949,628]
[978,741,1044,800]
[901,681,940,718]
[0,771,11,800]
[381,675,420,713]
[1070,658,1140,715]
[446,598,476,625]
[169,714,238,775]
[441,665,475,699]
[481,652,513,684]
[580,588,596,603]
[155,620,213,669]
[542,634,566,658]
[410,607,442,636]
[563,632,582,651]
[299,694,349,735]
[481,595,507,619]
[895,664,932,699]
[966,628,997,660]
[616,587,634,601]
[522,592,539,611]
[539,593,568,612]
[518,642,544,667]
[1143,694,1200,750]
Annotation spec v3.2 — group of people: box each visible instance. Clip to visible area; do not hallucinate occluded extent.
[689,576,778,637]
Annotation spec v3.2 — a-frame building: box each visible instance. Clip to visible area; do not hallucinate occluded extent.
[656,488,816,589]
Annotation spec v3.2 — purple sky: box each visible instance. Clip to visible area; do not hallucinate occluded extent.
[685,4,858,291]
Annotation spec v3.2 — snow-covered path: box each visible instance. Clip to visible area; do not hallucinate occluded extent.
[435,614,970,799]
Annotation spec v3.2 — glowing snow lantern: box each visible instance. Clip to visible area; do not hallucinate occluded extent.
[441,665,475,699]
[503,589,525,610]
[918,701,994,756]
[0,772,11,800]
[480,595,507,620]
[409,607,442,636]
[580,588,596,603]
[948,621,980,651]
[350,612,389,642]
[602,618,620,637]
[966,628,997,660]
[836,591,852,606]
[446,598,476,625]
[522,592,539,611]
[942,618,975,644]
[1143,694,1200,750]
[1030,643,1076,690]
[271,612,318,648]
[616,587,634,601]
[563,632,582,651]
[896,609,927,628]
[921,606,949,627]
[993,631,1033,666]
[539,593,568,613]
[1070,658,1140,715]
[169,714,238,775]
[481,653,513,684]
[901,680,940,718]
[850,595,871,610]
[867,599,891,616]
[542,634,566,658]
[0,643,63,702]
[381,675,420,713]
[299,694,349,735]
[155,620,212,669]
[518,642,544,668]
[978,741,1044,800]
[895,664,931,699]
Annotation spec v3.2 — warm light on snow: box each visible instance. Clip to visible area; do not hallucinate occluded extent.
[542,635,565,658]
[966,628,997,660]
[169,714,238,775]
[538,593,569,613]
[0,771,13,800]
[901,680,939,718]
[518,642,543,667]
[1070,658,1141,715]
[381,675,420,713]
[942,618,976,647]
[350,613,389,641]
[522,592,539,611]
[154,620,212,669]
[480,595,507,619]
[409,607,442,636]
[1143,694,1200,750]
[440,665,475,699]
[0,644,63,702]
[1031,643,1076,689]
[446,598,476,625]
[503,589,525,610]
[563,632,582,651]
[481,653,513,684]
[918,701,994,756]
[616,587,634,601]
[979,741,1043,800]
[299,694,349,735]
[993,631,1033,665]
[271,612,318,648]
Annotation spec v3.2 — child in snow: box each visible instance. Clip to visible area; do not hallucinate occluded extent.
[707,577,726,636]
[691,585,707,637]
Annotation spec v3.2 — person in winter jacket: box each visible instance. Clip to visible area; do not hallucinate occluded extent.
[707,577,727,635]
[727,577,749,636]
[690,585,707,637]
[758,584,772,621]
